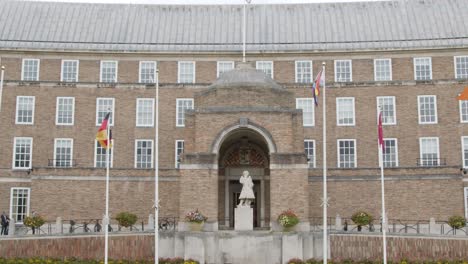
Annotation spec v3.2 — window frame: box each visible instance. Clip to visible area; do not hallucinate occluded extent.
[9,187,30,224]
[464,187,468,219]
[295,60,313,83]
[334,60,352,82]
[15,96,35,125]
[382,138,399,168]
[337,139,357,168]
[175,98,194,127]
[336,97,356,126]
[304,139,316,168]
[256,61,274,79]
[53,138,74,168]
[296,98,315,127]
[178,61,196,84]
[374,58,392,81]
[217,61,235,78]
[136,98,155,127]
[139,61,157,83]
[462,136,468,168]
[460,100,468,123]
[60,60,79,82]
[12,137,33,170]
[419,137,440,166]
[55,97,75,126]
[96,97,115,126]
[134,139,154,169]
[413,57,432,81]
[100,60,118,83]
[454,56,468,79]
[417,95,438,124]
[21,59,40,81]
[175,140,184,169]
[94,139,114,168]
[377,96,396,125]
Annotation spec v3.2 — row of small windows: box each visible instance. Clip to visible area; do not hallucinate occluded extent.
[304,137,454,168]
[11,135,462,170]
[296,95,464,127]
[12,137,185,170]
[15,95,468,128]
[18,57,468,83]
[15,96,193,127]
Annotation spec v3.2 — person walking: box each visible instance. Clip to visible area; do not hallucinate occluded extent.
[1,211,9,235]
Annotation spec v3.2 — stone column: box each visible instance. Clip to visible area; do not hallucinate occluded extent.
[55,217,62,234]
[8,218,15,236]
[148,214,154,230]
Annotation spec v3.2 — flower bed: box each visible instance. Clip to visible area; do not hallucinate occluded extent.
[0,258,200,264]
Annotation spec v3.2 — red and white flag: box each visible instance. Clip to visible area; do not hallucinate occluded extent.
[378,111,385,152]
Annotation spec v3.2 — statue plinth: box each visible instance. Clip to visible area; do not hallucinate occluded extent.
[234,205,253,231]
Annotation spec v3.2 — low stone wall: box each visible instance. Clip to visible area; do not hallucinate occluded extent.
[1,232,468,263]
[330,234,468,261]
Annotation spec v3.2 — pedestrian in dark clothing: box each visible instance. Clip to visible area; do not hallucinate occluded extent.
[1,211,10,235]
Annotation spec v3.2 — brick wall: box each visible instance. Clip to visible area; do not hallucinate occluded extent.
[330,234,468,261]
[309,178,464,220]
[0,234,155,260]
[31,180,179,221]
[1,50,468,224]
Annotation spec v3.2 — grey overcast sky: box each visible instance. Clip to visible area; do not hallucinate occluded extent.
[30,0,385,4]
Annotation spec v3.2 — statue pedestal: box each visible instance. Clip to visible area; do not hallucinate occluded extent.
[235,206,253,231]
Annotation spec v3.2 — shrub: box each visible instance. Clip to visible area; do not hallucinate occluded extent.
[185,209,207,223]
[115,212,137,228]
[351,211,373,227]
[287,258,304,264]
[23,215,45,228]
[448,215,466,229]
[304,259,320,264]
[183,259,199,264]
[277,209,300,228]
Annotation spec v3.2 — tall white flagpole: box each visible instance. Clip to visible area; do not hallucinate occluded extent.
[242,0,251,62]
[0,66,5,112]
[154,69,160,264]
[378,111,388,264]
[104,117,111,264]
[321,62,328,264]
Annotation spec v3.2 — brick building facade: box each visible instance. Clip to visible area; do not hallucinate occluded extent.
[0,0,468,230]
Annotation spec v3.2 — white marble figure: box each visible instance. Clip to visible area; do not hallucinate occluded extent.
[238,170,255,207]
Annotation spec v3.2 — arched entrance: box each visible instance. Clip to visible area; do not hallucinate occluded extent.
[217,128,271,229]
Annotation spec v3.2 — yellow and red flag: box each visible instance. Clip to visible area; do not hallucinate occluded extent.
[96,113,111,149]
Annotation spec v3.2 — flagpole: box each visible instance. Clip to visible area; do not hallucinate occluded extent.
[154,69,159,264]
[242,0,251,62]
[0,66,5,112]
[104,116,110,264]
[378,111,388,264]
[321,61,328,264]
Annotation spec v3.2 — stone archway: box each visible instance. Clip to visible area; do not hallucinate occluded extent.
[217,128,271,229]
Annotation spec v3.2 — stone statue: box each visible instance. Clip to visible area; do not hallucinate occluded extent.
[238,170,255,207]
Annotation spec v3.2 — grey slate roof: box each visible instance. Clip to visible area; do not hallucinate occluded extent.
[0,0,467,52]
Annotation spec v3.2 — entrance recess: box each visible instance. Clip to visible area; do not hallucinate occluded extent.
[217,129,270,229]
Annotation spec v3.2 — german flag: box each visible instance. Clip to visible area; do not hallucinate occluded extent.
[96,113,112,149]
